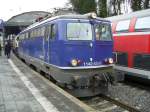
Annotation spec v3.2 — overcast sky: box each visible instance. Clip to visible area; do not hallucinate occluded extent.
[0,0,68,21]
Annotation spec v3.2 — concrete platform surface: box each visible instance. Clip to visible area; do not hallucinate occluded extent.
[0,54,95,112]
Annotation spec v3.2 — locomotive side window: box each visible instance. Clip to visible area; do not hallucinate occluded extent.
[32,30,35,37]
[41,27,45,36]
[22,34,25,40]
[35,29,37,37]
[33,30,36,37]
[67,23,92,40]
[27,32,30,38]
[24,33,26,39]
[51,24,56,39]
[20,34,25,40]
[95,24,112,41]
[45,26,50,41]
[25,32,29,39]
[38,28,41,37]
[135,16,150,31]
[30,30,33,38]
[116,20,130,33]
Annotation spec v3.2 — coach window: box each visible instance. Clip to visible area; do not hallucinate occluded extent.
[116,20,130,33]
[51,24,56,39]
[135,16,150,31]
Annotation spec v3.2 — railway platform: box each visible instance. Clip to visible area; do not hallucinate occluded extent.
[0,54,95,112]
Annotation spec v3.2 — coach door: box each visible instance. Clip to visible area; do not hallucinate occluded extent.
[44,25,51,62]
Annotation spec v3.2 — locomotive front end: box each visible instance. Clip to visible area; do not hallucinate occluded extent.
[56,16,115,97]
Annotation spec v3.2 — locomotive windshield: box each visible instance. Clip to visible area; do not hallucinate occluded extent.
[95,24,112,41]
[67,23,92,40]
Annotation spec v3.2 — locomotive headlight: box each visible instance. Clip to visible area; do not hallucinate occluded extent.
[108,58,113,64]
[91,13,97,19]
[84,12,97,19]
[71,59,78,67]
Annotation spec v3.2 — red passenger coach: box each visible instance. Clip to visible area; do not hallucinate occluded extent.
[107,9,150,80]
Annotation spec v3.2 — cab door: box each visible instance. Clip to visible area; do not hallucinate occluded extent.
[49,23,58,65]
[44,25,51,62]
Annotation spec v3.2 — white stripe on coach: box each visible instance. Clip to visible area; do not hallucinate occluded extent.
[8,59,59,112]
[113,31,150,36]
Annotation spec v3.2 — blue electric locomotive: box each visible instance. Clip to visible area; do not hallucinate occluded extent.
[17,13,114,97]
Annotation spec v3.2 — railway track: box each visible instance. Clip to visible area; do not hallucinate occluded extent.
[82,81,150,112]
[82,94,140,112]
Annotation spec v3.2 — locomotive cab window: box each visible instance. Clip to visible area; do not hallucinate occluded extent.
[95,24,112,41]
[135,16,150,31]
[116,20,130,33]
[67,23,92,40]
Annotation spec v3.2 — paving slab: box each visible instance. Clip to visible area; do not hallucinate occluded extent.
[0,54,95,112]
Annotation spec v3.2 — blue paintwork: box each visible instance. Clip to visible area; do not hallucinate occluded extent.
[18,18,113,68]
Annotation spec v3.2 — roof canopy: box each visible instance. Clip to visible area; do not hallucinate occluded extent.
[6,11,51,26]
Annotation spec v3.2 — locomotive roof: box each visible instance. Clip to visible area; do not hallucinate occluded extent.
[21,14,110,33]
[106,8,150,22]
